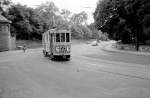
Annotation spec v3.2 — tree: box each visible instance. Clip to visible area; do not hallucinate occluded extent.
[94,0,119,29]
[69,11,93,39]
[4,1,94,40]
[5,4,43,40]
[116,0,150,50]
[94,0,150,50]
[0,0,12,14]
[36,1,60,29]
[88,23,108,41]
[71,11,88,25]
[61,9,71,22]
[88,23,97,38]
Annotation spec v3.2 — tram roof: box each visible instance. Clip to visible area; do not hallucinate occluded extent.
[0,14,11,23]
[46,29,71,34]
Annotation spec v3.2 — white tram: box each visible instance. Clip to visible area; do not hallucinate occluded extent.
[42,29,71,60]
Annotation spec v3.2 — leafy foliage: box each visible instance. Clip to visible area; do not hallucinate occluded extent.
[70,11,93,39]
[5,4,43,39]
[0,0,12,14]
[94,0,150,46]
[2,1,103,40]
[71,11,88,25]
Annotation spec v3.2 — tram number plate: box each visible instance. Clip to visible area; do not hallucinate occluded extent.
[60,46,67,53]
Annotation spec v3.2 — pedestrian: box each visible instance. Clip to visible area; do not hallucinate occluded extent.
[23,44,27,52]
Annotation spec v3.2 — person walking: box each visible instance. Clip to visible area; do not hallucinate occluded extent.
[23,44,27,52]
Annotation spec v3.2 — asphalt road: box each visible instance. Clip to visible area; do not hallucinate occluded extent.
[0,41,150,98]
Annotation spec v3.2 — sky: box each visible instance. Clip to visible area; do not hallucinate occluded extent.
[11,0,98,24]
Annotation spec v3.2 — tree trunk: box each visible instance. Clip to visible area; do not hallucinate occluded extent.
[135,24,142,51]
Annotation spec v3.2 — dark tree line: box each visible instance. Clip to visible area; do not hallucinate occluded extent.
[94,0,150,50]
[0,0,105,40]
[6,4,43,40]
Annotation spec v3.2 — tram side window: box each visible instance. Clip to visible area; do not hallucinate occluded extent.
[46,34,48,43]
[47,34,49,43]
[61,33,65,42]
[56,33,60,42]
[66,33,70,42]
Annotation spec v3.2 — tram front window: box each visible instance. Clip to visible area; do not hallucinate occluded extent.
[66,33,70,42]
[56,33,60,42]
[61,33,65,42]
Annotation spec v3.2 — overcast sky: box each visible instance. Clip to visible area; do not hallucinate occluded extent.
[11,0,98,23]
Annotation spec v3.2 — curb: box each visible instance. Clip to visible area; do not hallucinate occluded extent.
[0,48,41,55]
[102,44,150,57]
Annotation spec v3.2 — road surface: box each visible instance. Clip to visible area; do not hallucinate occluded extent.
[0,41,150,98]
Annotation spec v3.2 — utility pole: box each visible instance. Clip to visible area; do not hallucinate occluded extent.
[135,30,139,51]
[52,16,56,29]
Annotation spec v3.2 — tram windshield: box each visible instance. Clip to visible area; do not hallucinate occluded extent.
[56,33,60,42]
[55,33,70,42]
[61,33,65,42]
[66,33,70,42]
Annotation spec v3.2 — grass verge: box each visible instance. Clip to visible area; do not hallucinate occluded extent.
[16,40,42,49]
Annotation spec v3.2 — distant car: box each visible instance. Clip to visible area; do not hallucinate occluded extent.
[17,45,27,52]
[97,40,102,43]
[17,46,23,49]
[86,41,91,44]
[91,41,98,46]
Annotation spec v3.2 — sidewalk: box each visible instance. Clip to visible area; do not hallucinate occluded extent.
[103,43,150,56]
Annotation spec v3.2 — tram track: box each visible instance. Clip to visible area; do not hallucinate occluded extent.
[72,55,150,81]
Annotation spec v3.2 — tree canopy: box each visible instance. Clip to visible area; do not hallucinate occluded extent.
[3,1,100,40]
[94,0,150,47]
[0,0,12,13]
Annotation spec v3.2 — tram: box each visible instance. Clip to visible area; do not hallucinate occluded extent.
[42,28,71,60]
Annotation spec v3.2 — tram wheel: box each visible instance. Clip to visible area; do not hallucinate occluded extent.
[45,52,48,57]
[43,50,46,56]
[66,55,71,61]
[43,50,48,57]
[64,55,71,61]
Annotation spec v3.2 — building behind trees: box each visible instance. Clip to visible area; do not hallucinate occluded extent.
[0,14,15,51]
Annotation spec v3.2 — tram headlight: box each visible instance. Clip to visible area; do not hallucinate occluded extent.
[55,46,60,52]
[66,46,70,52]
